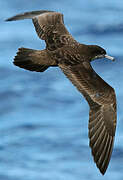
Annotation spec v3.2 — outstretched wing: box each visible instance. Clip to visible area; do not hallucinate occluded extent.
[6,10,73,50]
[59,62,117,175]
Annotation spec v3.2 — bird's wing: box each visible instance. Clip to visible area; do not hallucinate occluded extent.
[6,10,73,50]
[59,62,116,175]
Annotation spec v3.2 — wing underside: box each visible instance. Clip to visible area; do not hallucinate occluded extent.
[59,62,116,174]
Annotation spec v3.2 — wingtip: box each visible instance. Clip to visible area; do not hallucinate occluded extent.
[5,17,16,22]
[5,18,11,22]
[5,16,21,22]
[99,167,106,175]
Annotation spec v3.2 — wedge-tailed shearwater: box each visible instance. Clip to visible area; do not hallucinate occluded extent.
[6,10,116,175]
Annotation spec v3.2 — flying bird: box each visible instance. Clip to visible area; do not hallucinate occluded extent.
[6,10,116,175]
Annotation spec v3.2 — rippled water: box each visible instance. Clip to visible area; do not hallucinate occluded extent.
[0,1,123,179]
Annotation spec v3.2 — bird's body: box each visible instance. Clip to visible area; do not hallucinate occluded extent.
[6,10,116,175]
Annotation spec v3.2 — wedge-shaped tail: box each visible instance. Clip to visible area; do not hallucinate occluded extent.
[14,48,55,72]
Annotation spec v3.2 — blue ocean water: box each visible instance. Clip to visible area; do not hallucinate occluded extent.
[0,0,123,179]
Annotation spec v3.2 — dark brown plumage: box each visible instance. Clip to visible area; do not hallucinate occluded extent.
[6,10,116,175]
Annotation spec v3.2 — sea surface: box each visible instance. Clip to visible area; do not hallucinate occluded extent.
[0,1,123,180]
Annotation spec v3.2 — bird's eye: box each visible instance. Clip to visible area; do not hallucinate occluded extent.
[101,50,106,54]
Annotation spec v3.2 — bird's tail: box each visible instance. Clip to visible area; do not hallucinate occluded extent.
[13,47,50,72]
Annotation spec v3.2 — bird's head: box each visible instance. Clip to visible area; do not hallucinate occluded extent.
[87,45,115,62]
